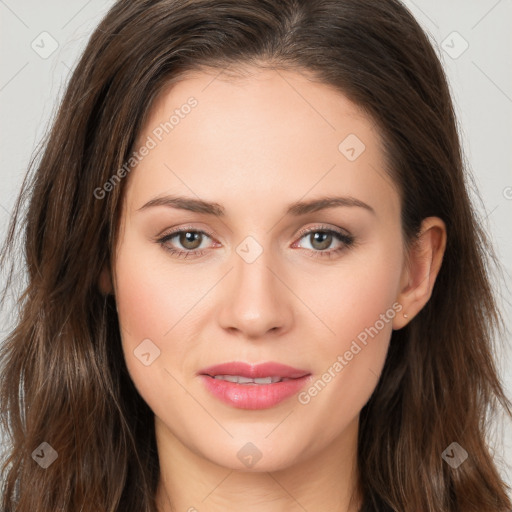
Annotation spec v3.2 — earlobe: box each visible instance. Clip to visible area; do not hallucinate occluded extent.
[392,217,447,330]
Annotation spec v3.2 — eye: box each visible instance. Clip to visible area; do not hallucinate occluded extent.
[157,228,216,259]
[156,225,355,260]
[292,225,354,258]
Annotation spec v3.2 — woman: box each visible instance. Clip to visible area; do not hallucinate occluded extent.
[1,0,510,510]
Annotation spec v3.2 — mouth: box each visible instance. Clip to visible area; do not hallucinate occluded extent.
[198,361,312,409]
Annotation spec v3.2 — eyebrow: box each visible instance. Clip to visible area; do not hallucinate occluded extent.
[137,195,375,216]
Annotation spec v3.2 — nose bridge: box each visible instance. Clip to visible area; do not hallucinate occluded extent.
[217,234,293,337]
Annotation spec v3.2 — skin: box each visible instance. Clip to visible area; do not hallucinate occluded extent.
[102,66,446,511]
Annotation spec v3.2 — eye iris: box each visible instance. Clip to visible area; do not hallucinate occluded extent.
[179,231,202,250]
[310,231,332,250]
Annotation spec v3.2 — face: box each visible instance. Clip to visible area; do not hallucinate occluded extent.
[112,67,407,472]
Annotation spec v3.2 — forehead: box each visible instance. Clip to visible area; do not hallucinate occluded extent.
[125,66,399,221]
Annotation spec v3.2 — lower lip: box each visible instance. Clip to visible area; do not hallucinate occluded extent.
[199,375,312,410]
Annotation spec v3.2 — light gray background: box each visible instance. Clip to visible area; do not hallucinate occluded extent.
[1,0,511,489]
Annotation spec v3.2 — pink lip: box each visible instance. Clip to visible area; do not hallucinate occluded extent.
[198,361,312,410]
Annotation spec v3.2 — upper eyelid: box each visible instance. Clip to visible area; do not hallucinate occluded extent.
[295,224,351,238]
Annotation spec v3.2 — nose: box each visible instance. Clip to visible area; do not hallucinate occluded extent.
[217,244,294,339]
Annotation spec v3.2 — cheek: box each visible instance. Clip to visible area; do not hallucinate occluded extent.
[112,237,192,395]
[296,239,403,416]
[310,235,403,343]
[114,232,202,345]
[112,232,228,413]
[115,257,169,344]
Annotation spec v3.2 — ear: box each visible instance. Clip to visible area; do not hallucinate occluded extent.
[98,264,114,295]
[392,217,446,330]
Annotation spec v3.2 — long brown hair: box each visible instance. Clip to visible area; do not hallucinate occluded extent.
[1,0,510,510]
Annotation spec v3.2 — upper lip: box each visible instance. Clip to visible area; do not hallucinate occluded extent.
[199,361,310,379]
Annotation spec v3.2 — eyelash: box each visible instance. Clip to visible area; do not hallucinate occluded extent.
[156,224,355,260]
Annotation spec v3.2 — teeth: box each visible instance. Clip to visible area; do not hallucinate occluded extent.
[238,376,256,384]
[216,375,238,383]
[212,375,285,384]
